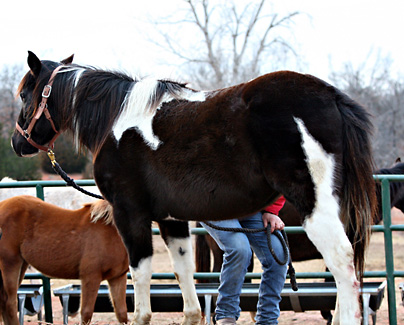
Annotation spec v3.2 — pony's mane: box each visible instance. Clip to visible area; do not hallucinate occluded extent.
[89,200,114,225]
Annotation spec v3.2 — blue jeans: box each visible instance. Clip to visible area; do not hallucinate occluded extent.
[201,212,287,324]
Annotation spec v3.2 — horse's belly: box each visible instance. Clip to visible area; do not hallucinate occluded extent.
[21,244,81,279]
[164,183,274,221]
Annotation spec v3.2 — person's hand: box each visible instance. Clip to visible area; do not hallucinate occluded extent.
[262,212,285,233]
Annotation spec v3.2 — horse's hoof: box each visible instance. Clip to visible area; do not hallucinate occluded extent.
[132,312,152,325]
[182,309,202,325]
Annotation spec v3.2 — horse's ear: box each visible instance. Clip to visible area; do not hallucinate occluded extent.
[396,157,401,163]
[27,51,41,77]
[61,54,74,64]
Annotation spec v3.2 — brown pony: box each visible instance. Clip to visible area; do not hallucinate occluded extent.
[0,195,128,325]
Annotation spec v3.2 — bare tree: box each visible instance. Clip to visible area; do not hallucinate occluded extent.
[153,0,300,89]
[0,64,24,136]
[330,55,404,168]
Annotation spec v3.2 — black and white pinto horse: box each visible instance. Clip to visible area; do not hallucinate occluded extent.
[12,52,376,325]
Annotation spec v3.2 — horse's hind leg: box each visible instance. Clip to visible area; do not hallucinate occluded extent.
[158,220,201,325]
[295,118,360,324]
[107,274,128,323]
[304,209,359,324]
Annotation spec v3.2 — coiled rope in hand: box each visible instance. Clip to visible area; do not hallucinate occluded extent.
[204,221,298,291]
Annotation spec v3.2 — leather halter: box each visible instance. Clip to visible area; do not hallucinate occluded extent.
[15,65,63,152]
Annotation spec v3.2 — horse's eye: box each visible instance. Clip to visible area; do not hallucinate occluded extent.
[20,92,26,101]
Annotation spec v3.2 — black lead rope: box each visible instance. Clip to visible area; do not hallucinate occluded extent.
[47,149,298,290]
[47,150,104,200]
[204,221,298,291]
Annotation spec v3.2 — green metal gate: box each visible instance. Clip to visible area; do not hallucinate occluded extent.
[0,176,403,324]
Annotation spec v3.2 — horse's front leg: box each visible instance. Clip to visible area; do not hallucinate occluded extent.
[158,220,202,325]
[79,276,102,324]
[113,206,153,325]
[0,255,25,325]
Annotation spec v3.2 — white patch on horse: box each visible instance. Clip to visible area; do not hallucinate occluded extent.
[177,88,206,102]
[113,78,206,150]
[73,69,86,88]
[71,69,86,121]
[130,258,152,324]
[165,236,201,323]
[294,117,360,324]
[58,67,87,147]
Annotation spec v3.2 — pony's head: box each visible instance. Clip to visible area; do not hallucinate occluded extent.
[12,51,73,157]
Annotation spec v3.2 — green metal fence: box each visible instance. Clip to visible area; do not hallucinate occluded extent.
[0,176,403,324]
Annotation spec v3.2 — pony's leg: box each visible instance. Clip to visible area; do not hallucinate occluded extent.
[79,277,101,324]
[0,257,24,325]
[295,118,360,325]
[17,262,28,286]
[107,275,128,323]
[158,220,201,325]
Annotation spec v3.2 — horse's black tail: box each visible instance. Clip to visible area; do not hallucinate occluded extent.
[336,92,377,283]
[194,222,212,283]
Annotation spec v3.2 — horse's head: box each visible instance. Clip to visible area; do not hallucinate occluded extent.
[389,160,404,214]
[12,51,73,157]
[374,159,404,223]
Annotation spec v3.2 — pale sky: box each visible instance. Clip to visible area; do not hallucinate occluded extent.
[1,0,403,84]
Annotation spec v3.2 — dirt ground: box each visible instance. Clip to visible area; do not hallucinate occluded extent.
[22,209,404,325]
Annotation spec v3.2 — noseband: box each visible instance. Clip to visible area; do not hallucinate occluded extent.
[15,65,63,152]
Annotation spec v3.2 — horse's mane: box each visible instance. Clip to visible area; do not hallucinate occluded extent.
[56,66,135,153]
[52,65,194,153]
[18,60,201,154]
[88,200,114,225]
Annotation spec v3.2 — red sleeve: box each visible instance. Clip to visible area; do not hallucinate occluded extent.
[263,195,286,215]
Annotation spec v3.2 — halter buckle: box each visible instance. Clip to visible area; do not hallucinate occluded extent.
[42,85,52,98]
[23,129,30,139]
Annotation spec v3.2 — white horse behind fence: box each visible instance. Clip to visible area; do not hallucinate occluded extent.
[0,177,100,209]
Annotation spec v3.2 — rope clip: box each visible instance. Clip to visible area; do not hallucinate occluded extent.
[47,149,56,167]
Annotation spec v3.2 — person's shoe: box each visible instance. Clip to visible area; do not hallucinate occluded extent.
[216,318,237,325]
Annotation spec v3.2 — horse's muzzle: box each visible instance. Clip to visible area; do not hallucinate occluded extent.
[11,133,39,157]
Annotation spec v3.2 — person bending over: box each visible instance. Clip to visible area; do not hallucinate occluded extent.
[201,196,287,325]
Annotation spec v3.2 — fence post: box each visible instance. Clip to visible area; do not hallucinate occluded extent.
[35,184,44,201]
[381,178,397,324]
[42,276,53,323]
[35,184,53,322]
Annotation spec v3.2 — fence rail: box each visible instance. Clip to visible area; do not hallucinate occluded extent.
[1,175,403,324]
